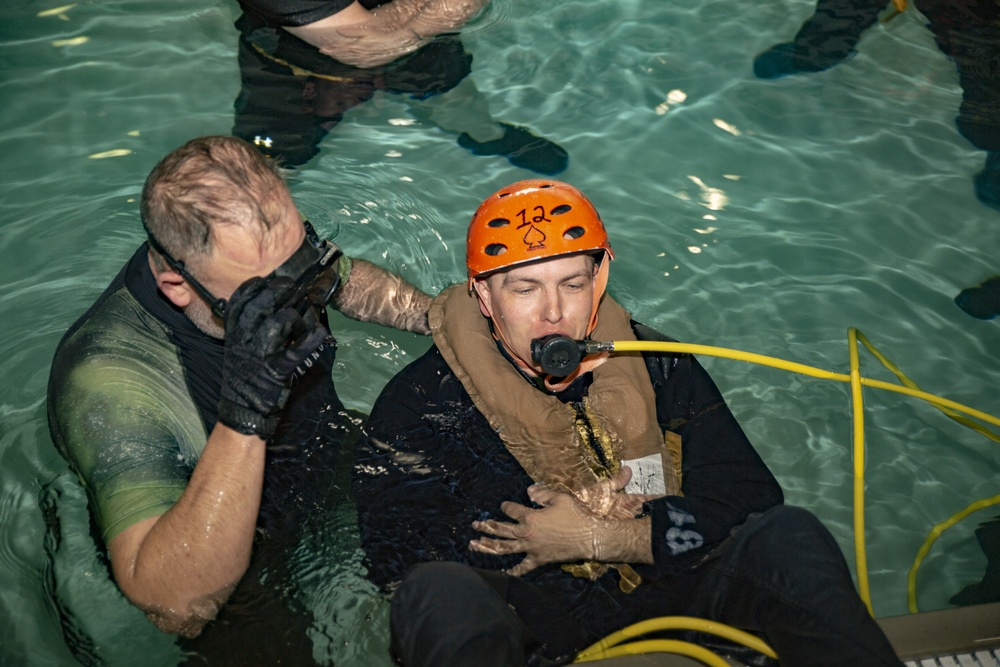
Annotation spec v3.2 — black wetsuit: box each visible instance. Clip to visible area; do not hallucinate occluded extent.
[48,245,360,665]
[353,323,903,667]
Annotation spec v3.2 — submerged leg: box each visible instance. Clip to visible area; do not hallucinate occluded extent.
[753,0,885,79]
[950,514,1000,605]
[408,77,568,175]
[973,152,1000,211]
[390,562,533,667]
[682,505,903,667]
[388,37,568,175]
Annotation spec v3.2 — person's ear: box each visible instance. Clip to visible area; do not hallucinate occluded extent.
[148,253,194,308]
[473,280,493,318]
[156,271,196,308]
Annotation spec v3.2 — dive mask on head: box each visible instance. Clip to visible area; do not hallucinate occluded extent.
[144,219,343,319]
[267,220,343,317]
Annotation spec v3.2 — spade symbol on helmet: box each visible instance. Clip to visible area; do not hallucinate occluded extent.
[523,225,546,251]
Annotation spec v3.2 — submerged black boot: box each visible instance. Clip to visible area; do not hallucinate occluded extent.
[458,123,568,175]
[949,514,1000,605]
[955,274,1000,320]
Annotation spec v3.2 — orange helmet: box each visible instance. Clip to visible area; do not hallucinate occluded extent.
[466,179,614,285]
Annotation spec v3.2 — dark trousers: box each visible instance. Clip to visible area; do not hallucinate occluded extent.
[232,28,472,167]
[773,0,1000,151]
[390,505,903,667]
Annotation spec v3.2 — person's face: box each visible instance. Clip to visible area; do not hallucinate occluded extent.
[183,212,306,338]
[474,254,596,376]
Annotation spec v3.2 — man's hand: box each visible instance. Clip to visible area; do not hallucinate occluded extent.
[470,468,654,575]
[574,467,657,520]
[470,484,600,576]
[218,277,329,439]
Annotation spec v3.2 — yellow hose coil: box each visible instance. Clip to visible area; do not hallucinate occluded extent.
[575,640,732,666]
[573,330,998,663]
[575,616,777,662]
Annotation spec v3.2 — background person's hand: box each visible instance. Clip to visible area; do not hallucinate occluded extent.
[217,277,329,439]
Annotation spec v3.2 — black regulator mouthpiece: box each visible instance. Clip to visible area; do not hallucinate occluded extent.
[530,335,588,377]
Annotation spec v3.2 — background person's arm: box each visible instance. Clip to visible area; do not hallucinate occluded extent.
[333,258,431,334]
[284,0,488,68]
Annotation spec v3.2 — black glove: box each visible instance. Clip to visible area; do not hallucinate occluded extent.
[217,277,329,439]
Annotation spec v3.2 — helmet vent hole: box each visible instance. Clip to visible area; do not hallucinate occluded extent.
[563,226,585,240]
[485,243,507,257]
[487,218,510,228]
[551,204,572,215]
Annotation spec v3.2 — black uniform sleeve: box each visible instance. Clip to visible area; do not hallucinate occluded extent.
[631,324,784,580]
[238,0,356,27]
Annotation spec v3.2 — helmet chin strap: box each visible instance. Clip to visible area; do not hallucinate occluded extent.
[588,256,611,335]
[473,254,611,383]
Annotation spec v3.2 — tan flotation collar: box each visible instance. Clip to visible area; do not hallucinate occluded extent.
[430,284,681,499]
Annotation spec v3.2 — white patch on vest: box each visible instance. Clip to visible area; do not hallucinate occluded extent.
[621,454,666,495]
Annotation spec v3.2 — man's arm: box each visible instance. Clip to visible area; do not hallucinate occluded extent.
[637,344,784,577]
[332,258,431,334]
[284,0,488,68]
[107,277,330,635]
[108,426,265,637]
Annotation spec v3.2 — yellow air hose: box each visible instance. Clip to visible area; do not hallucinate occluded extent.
[575,616,778,663]
[571,329,999,664]
[576,639,734,666]
[908,494,1000,613]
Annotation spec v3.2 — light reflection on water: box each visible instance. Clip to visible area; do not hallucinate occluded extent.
[2,0,999,663]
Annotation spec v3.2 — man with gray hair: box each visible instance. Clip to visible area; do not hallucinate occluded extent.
[47,134,431,662]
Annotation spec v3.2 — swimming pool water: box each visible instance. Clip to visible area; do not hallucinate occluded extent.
[2,0,998,664]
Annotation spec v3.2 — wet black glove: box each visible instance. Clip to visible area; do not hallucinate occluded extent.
[217,277,329,439]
